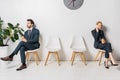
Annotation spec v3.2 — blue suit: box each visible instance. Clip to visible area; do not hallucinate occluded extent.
[12,27,40,63]
[91,29,112,58]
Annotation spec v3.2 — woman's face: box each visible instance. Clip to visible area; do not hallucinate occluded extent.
[96,23,103,30]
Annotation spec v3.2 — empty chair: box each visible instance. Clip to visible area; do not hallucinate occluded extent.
[70,35,87,65]
[94,49,105,66]
[44,36,61,66]
[26,49,40,65]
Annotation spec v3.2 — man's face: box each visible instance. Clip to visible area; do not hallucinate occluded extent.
[96,23,102,30]
[27,21,33,28]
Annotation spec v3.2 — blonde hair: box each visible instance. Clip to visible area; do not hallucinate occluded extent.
[96,21,103,25]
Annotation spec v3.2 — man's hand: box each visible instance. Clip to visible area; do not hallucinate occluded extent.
[101,38,106,44]
[21,36,27,42]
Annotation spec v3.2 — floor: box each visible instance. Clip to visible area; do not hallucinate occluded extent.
[0,61,120,80]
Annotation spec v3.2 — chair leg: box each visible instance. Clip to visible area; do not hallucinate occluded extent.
[44,52,50,66]
[34,52,39,65]
[79,52,84,62]
[99,52,104,66]
[71,52,76,65]
[36,52,40,61]
[71,52,74,62]
[81,52,87,65]
[94,51,100,61]
[55,52,60,65]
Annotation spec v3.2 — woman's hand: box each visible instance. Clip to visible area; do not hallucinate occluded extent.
[96,28,99,32]
[101,38,106,44]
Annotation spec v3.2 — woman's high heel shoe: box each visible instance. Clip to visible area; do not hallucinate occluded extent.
[104,61,109,69]
[110,60,118,66]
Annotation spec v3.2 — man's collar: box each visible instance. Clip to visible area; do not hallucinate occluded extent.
[28,27,33,31]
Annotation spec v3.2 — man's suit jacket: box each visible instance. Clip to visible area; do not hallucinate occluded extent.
[91,29,106,48]
[24,27,40,48]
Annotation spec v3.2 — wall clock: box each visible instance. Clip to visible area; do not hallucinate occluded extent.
[63,0,84,10]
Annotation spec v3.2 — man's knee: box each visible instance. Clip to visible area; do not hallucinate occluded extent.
[20,46,26,52]
[19,41,25,45]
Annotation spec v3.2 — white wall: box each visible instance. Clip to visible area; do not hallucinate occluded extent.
[0,0,120,60]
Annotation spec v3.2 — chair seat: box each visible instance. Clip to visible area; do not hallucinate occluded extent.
[98,49,105,52]
[26,49,39,53]
[71,48,86,52]
[47,48,60,52]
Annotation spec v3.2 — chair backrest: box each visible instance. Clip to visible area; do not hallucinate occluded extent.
[46,36,61,51]
[70,35,86,52]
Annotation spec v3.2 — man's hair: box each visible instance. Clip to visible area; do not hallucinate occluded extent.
[27,19,34,25]
[96,21,103,25]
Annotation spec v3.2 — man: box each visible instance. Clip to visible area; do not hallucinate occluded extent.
[91,21,118,69]
[1,19,40,71]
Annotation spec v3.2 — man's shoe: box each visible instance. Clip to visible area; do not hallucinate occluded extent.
[0,56,13,61]
[16,64,27,71]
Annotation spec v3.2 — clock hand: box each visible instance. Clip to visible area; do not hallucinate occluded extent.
[73,0,76,7]
[73,1,74,7]
[68,0,73,6]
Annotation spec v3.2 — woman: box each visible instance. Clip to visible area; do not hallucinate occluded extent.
[91,21,118,69]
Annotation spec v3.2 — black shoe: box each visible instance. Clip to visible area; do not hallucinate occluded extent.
[16,64,27,71]
[1,56,13,61]
[110,60,118,66]
[104,61,109,69]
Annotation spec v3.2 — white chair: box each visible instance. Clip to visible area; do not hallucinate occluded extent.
[26,49,40,65]
[44,36,61,66]
[94,49,105,66]
[70,35,87,65]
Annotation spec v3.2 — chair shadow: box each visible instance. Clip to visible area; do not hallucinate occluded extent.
[59,38,66,64]
[116,60,120,70]
[112,50,120,71]
[6,62,19,69]
[44,60,60,66]
[38,34,43,61]
[83,37,93,65]
[7,65,17,69]
[102,25,110,41]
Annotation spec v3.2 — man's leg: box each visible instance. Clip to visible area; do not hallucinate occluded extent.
[9,41,25,58]
[16,46,27,71]
[16,42,37,71]
[1,41,27,61]
[20,46,27,64]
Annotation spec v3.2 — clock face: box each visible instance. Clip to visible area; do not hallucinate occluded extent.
[63,0,84,10]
